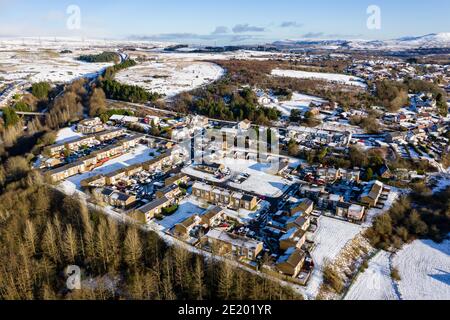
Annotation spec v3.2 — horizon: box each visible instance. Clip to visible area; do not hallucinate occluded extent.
[1,0,449,45]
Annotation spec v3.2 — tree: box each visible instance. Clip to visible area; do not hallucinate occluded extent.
[192,256,206,300]
[366,168,374,181]
[349,146,368,168]
[95,218,111,272]
[31,82,51,100]
[123,227,142,270]
[42,221,61,264]
[23,220,37,255]
[322,260,344,294]
[217,262,234,300]
[2,107,19,127]
[88,88,107,117]
[80,201,95,264]
[13,101,32,112]
[287,139,299,157]
[5,156,29,180]
[62,224,78,264]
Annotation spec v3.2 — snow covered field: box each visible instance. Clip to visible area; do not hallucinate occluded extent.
[0,49,112,84]
[59,144,157,192]
[271,69,367,88]
[157,196,207,230]
[55,126,83,144]
[305,216,363,298]
[218,158,293,198]
[259,92,327,116]
[116,59,224,98]
[394,238,450,300]
[345,251,399,300]
[345,238,450,300]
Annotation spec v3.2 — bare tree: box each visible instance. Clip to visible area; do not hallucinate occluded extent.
[123,227,142,270]
[62,224,78,264]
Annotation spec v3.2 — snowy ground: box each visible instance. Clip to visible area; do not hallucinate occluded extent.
[259,92,327,116]
[305,216,363,299]
[345,238,450,300]
[345,251,399,300]
[0,49,112,84]
[271,69,367,88]
[116,59,224,98]
[55,126,83,144]
[394,238,450,300]
[157,196,207,230]
[183,158,293,198]
[218,158,294,198]
[59,144,157,192]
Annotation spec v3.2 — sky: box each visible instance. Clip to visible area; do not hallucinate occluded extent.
[0,0,449,44]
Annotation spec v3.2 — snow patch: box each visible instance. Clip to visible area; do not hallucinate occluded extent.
[271,69,367,88]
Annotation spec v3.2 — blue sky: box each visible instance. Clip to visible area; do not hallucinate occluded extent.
[0,0,449,44]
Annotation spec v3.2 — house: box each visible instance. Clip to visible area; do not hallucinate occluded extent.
[286,213,311,231]
[105,168,128,185]
[47,161,86,183]
[279,227,307,251]
[276,247,307,278]
[44,135,97,156]
[319,193,344,210]
[136,197,173,222]
[109,115,140,124]
[299,184,327,200]
[339,169,361,183]
[386,132,407,143]
[94,187,136,208]
[77,118,105,134]
[360,180,384,207]
[81,174,107,188]
[165,173,190,187]
[336,202,352,218]
[317,168,340,182]
[378,165,392,179]
[192,182,258,211]
[186,115,209,128]
[289,198,314,216]
[192,182,213,202]
[238,119,252,131]
[156,184,182,200]
[120,134,145,149]
[92,143,125,160]
[205,229,263,261]
[240,194,258,211]
[174,215,202,239]
[347,204,366,221]
[95,129,126,142]
[144,115,160,125]
[200,206,225,227]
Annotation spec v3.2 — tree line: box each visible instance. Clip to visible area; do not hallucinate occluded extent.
[101,79,160,104]
[78,52,119,63]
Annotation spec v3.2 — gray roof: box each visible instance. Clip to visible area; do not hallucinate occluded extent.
[137,197,170,213]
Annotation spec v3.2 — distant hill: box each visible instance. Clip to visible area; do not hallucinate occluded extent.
[272,33,450,51]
